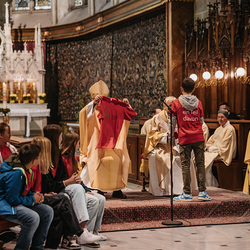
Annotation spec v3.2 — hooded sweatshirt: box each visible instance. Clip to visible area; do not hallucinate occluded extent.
[172,95,204,145]
[0,154,35,216]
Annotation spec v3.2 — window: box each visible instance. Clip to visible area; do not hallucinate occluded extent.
[75,0,83,7]
[35,0,51,10]
[15,0,30,10]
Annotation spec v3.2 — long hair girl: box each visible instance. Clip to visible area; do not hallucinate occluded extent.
[61,132,80,175]
[43,124,62,169]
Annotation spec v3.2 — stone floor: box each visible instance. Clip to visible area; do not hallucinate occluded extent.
[3,183,250,249]
[4,223,250,250]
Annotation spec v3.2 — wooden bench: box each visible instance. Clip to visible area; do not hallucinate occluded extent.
[126,119,250,191]
[0,220,19,231]
[205,119,250,191]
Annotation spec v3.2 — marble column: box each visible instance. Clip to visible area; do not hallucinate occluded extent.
[52,0,58,25]
[88,0,95,16]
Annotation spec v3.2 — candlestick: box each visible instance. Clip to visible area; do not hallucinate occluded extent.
[3,82,7,109]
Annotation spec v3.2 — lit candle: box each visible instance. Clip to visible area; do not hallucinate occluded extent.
[18,82,20,90]
[33,82,36,90]
[3,82,7,109]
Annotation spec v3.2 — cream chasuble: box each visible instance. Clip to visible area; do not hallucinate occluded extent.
[243,131,250,194]
[142,110,197,196]
[79,101,131,191]
[202,122,209,143]
[205,122,236,186]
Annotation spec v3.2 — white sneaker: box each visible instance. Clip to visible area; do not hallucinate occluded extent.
[76,228,101,245]
[93,230,107,241]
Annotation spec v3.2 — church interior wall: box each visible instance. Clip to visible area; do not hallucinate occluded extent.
[46,7,166,123]
[0,0,128,29]
[194,0,220,21]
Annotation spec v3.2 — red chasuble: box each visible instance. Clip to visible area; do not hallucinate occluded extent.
[96,96,137,149]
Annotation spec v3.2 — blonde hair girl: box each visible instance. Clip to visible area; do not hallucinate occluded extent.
[32,136,52,174]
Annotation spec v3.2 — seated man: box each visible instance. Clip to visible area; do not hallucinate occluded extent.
[205,109,237,187]
[140,108,162,135]
[141,96,197,196]
[218,102,239,120]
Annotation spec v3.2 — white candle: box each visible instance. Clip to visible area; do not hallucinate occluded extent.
[18,82,20,90]
[3,82,7,109]
[33,82,36,90]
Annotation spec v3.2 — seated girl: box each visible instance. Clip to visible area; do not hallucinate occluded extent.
[61,132,106,240]
[31,136,83,249]
[43,124,101,247]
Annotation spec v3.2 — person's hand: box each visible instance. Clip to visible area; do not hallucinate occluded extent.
[94,95,102,105]
[123,98,129,105]
[64,172,81,186]
[87,191,94,195]
[45,192,57,196]
[73,172,82,184]
[33,192,44,204]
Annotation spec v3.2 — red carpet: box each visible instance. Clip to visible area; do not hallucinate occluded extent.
[101,187,250,232]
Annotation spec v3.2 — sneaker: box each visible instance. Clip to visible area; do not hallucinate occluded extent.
[93,230,107,241]
[198,191,211,201]
[173,192,193,202]
[61,236,81,249]
[76,228,101,245]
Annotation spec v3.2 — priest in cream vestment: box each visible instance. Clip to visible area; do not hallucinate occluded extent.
[243,130,250,194]
[79,80,133,199]
[141,96,198,196]
[205,109,236,187]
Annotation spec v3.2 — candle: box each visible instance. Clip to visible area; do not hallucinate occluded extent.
[3,82,7,109]
[33,82,36,90]
[18,82,20,90]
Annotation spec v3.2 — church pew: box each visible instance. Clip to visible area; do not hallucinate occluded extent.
[0,220,19,231]
[127,119,250,191]
[204,119,250,191]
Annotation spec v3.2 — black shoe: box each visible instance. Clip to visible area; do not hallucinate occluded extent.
[112,190,127,199]
[0,230,16,243]
[61,236,81,250]
[84,242,100,248]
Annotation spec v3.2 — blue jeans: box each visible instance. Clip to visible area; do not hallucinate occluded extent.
[61,184,89,223]
[86,192,106,232]
[5,203,54,250]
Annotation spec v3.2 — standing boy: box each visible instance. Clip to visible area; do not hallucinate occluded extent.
[0,144,54,250]
[171,78,211,202]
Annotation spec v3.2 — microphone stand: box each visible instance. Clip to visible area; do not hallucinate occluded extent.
[161,99,183,226]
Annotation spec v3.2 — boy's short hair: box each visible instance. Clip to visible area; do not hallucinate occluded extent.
[182,78,195,93]
[19,144,41,166]
[0,122,10,135]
